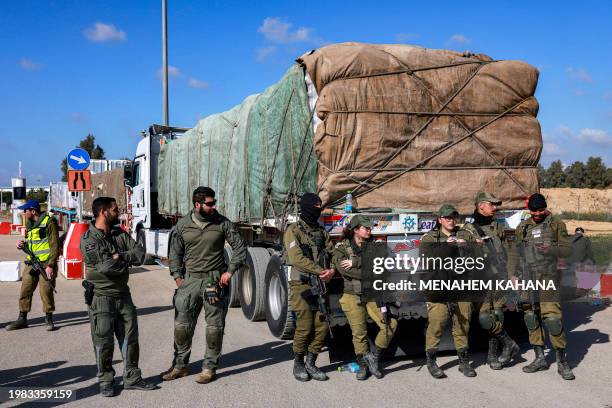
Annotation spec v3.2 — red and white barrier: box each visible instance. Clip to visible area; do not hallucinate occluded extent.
[58,222,88,280]
[0,222,11,235]
[0,261,21,281]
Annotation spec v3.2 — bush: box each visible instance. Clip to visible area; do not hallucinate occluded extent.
[560,212,612,222]
[590,234,612,266]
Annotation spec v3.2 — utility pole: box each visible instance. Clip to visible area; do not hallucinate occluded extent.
[162,0,169,126]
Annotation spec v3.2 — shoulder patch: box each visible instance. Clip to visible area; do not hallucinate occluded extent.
[85,243,96,252]
[289,240,297,249]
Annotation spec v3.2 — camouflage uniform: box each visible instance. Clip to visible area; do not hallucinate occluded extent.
[168,210,246,371]
[80,223,146,387]
[284,219,334,355]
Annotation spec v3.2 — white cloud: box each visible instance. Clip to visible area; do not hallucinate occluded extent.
[395,33,420,42]
[557,124,575,137]
[157,65,181,79]
[20,57,41,71]
[84,22,126,43]
[566,67,592,83]
[578,128,612,146]
[188,78,209,89]
[258,17,312,43]
[255,46,277,62]
[447,34,471,45]
[542,142,565,156]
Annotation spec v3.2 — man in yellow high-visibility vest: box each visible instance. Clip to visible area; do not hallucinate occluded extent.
[6,199,60,332]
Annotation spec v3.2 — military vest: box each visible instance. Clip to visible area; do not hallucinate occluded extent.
[296,220,327,265]
[520,215,555,267]
[26,213,53,262]
[338,239,362,295]
[462,220,506,275]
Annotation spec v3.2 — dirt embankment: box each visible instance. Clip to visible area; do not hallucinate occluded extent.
[541,188,612,235]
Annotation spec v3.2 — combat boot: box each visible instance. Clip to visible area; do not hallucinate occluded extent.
[99,382,115,397]
[6,312,28,331]
[45,313,55,331]
[355,355,369,381]
[364,345,384,379]
[425,349,445,379]
[555,348,575,380]
[124,379,158,391]
[522,345,549,373]
[457,348,477,377]
[496,330,519,365]
[160,366,189,381]
[292,353,310,382]
[304,352,328,381]
[195,368,216,384]
[487,337,502,370]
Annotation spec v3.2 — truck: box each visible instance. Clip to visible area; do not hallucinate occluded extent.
[122,43,541,357]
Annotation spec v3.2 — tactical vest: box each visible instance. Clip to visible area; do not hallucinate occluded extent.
[521,215,555,267]
[26,213,52,262]
[339,239,362,295]
[297,221,326,266]
[463,221,506,274]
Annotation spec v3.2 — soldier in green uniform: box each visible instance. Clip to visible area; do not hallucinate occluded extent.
[161,187,246,384]
[421,204,476,378]
[333,214,397,380]
[6,199,59,332]
[284,193,335,382]
[458,192,519,370]
[511,193,575,380]
[80,197,158,397]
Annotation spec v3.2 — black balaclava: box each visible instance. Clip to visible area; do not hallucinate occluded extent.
[299,193,322,227]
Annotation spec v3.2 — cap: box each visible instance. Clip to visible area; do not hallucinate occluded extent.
[438,204,459,217]
[349,214,373,230]
[18,199,41,211]
[575,227,584,233]
[527,193,547,211]
[475,191,502,205]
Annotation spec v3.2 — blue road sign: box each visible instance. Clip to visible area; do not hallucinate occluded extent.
[67,148,90,170]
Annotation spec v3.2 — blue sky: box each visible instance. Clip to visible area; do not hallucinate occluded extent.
[1,0,611,186]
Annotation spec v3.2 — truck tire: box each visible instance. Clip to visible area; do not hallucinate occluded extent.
[137,229,155,265]
[265,254,295,339]
[239,247,270,321]
[223,244,241,308]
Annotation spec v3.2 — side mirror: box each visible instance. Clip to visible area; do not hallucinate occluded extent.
[123,164,134,187]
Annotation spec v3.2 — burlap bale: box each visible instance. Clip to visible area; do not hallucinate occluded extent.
[297,43,542,213]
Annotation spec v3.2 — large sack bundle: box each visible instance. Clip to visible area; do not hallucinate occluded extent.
[298,43,541,213]
[82,168,127,214]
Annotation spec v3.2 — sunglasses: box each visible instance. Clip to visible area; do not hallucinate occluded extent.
[201,200,217,207]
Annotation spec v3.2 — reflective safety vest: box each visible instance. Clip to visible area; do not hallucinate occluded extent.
[26,214,52,262]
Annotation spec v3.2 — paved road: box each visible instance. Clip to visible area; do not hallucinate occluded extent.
[0,234,611,408]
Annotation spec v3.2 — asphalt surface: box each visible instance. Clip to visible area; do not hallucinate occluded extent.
[0,233,611,408]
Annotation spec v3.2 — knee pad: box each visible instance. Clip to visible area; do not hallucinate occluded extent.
[174,322,190,346]
[206,325,224,353]
[479,312,495,331]
[543,317,563,336]
[493,309,504,325]
[524,311,540,331]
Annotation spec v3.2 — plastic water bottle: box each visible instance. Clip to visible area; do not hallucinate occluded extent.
[337,362,360,373]
[345,190,353,213]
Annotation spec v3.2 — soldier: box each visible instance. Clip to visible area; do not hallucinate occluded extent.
[284,193,335,382]
[161,187,246,384]
[512,193,575,380]
[458,192,519,370]
[421,204,476,378]
[80,197,158,397]
[6,199,59,332]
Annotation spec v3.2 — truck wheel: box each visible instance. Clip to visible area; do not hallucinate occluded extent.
[239,247,270,321]
[224,244,240,307]
[137,229,155,265]
[265,254,295,339]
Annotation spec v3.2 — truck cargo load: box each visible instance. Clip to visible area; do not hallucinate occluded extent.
[157,43,541,221]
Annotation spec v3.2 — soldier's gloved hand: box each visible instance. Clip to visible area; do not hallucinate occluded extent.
[205,284,220,304]
[16,240,24,250]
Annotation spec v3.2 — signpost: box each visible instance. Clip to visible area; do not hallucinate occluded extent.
[66,149,92,221]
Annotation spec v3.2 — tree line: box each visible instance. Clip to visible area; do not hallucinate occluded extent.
[538,157,612,188]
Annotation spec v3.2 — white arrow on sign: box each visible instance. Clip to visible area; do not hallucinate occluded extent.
[69,154,87,164]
